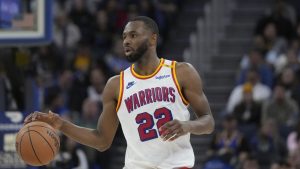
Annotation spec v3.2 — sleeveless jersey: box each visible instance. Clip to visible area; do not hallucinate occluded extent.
[116,58,194,169]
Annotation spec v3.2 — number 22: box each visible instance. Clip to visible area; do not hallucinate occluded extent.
[135,107,173,142]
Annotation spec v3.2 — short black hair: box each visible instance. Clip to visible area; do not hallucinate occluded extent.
[129,16,159,36]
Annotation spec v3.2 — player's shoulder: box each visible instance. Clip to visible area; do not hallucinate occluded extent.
[174,61,202,85]
[106,74,121,88]
[103,74,122,100]
[175,61,197,75]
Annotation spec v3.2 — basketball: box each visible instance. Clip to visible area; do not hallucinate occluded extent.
[15,121,60,166]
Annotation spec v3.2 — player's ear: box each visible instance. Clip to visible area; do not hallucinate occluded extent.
[150,33,158,46]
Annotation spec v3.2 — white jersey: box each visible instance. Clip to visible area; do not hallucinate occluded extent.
[116,58,194,169]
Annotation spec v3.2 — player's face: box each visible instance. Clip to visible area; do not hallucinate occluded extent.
[123,21,150,62]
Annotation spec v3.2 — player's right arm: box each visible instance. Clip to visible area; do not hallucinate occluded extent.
[24,76,120,152]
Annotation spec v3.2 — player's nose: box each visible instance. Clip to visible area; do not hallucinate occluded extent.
[123,37,131,47]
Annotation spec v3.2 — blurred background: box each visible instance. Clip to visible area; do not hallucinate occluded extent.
[0,0,300,168]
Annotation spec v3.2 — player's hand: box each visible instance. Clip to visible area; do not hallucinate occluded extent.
[24,111,63,130]
[159,120,189,141]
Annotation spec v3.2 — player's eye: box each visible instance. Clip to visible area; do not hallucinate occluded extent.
[131,34,137,38]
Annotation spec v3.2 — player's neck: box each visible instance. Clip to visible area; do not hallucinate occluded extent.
[133,52,160,76]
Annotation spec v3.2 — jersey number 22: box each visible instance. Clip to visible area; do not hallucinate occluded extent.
[135,107,173,142]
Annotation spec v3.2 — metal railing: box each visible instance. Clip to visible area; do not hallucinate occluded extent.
[184,0,236,73]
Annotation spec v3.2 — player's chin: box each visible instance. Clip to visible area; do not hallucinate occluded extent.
[126,54,136,63]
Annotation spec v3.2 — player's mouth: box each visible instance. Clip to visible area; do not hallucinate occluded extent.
[124,47,134,54]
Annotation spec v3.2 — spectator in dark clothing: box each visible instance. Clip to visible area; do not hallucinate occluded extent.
[233,83,262,139]
[237,48,274,88]
[208,115,249,167]
[262,84,299,128]
[255,3,295,41]
[93,10,113,57]
[44,70,73,115]
[250,119,287,168]
[105,0,128,33]
[233,83,262,127]
[291,86,300,111]
[69,0,96,43]
[44,86,69,115]
[276,67,298,97]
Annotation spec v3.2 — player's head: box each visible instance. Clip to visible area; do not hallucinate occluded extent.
[122,16,159,62]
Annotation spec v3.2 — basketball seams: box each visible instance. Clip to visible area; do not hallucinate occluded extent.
[27,126,43,165]
[18,131,26,162]
[27,130,55,157]
[27,125,60,149]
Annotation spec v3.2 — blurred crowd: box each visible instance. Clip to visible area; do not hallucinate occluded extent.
[0,0,182,168]
[204,0,300,169]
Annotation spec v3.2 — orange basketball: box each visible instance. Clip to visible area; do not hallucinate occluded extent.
[15,121,60,166]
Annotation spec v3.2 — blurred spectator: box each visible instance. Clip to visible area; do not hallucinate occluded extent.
[240,36,266,69]
[78,98,109,169]
[126,3,139,21]
[208,115,249,168]
[262,22,287,65]
[262,84,299,128]
[266,0,297,25]
[233,83,262,127]
[287,121,300,156]
[242,155,260,169]
[276,68,298,96]
[288,146,300,169]
[0,64,18,110]
[250,119,287,168]
[275,48,300,74]
[46,136,89,169]
[32,44,64,76]
[88,68,106,103]
[93,10,113,57]
[157,0,178,34]
[53,11,81,59]
[69,0,96,44]
[237,48,274,88]
[255,1,295,41]
[44,70,73,115]
[264,21,287,57]
[270,160,292,169]
[67,44,93,112]
[105,38,130,75]
[44,86,69,115]
[227,69,271,113]
[104,0,128,33]
[291,82,300,110]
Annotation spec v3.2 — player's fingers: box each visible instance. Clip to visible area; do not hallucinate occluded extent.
[168,133,181,141]
[160,122,180,137]
[163,129,182,141]
[25,111,39,122]
[159,120,178,132]
[24,113,34,124]
[31,111,39,121]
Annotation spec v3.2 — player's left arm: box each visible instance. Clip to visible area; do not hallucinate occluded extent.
[160,62,215,141]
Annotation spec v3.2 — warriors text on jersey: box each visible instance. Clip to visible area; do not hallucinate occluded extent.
[116,58,194,169]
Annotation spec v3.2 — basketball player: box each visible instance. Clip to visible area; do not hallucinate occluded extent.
[25,16,215,169]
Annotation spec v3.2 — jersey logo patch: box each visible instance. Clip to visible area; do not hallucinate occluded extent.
[126,81,136,89]
[155,75,170,80]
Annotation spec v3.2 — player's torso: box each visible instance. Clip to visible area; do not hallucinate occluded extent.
[116,58,194,168]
